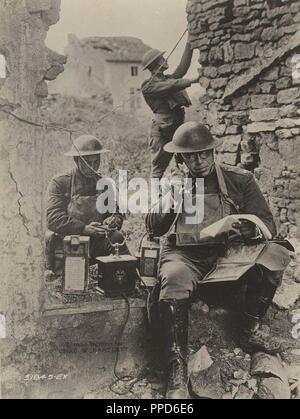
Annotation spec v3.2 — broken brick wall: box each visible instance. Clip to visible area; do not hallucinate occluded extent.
[187,0,300,239]
[0,0,65,397]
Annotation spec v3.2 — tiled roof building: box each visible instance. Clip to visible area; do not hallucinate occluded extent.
[49,35,151,114]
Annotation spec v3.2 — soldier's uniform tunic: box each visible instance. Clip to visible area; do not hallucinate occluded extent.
[146,163,280,301]
[142,74,192,178]
[46,167,128,262]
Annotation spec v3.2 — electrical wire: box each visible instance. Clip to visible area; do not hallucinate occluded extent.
[109,293,150,396]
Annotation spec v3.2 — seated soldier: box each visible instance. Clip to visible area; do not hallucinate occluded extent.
[146,122,291,399]
[46,134,129,274]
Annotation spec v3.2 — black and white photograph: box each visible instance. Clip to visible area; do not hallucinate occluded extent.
[0,0,300,401]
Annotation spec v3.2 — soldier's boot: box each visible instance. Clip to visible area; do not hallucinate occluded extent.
[159,299,189,399]
[147,285,164,374]
[240,272,291,354]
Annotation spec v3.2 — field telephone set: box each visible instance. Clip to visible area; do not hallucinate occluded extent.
[63,235,90,294]
[138,234,161,287]
[97,233,138,297]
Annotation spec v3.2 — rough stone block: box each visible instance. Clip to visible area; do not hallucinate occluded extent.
[291,2,300,13]
[282,24,299,35]
[276,129,293,139]
[234,0,247,6]
[229,111,249,125]
[211,37,221,46]
[221,135,242,152]
[218,152,237,165]
[289,178,300,198]
[200,77,211,89]
[276,118,300,129]
[251,352,291,399]
[247,122,276,133]
[234,42,256,61]
[191,38,211,49]
[261,27,282,42]
[226,125,242,134]
[204,66,218,78]
[199,51,209,65]
[276,77,292,90]
[44,63,64,81]
[262,66,279,81]
[251,94,276,108]
[232,95,249,110]
[211,124,227,136]
[231,33,253,42]
[250,108,279,122]
[277,87,300,104]
[267,5,289,19]
[260,82,274,94]
[273,278,300,310]
[233,6,251,17]
[223,41,234,63]
[232,62,251,74]
[218,64,232,76]
[211,78,228,89]
[208,47,224,65]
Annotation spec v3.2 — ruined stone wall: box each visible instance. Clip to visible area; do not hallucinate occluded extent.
[0,0,65,397]
[187,0,300,237]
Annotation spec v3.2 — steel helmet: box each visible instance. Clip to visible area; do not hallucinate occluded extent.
[164,122,222,154]
[64,135,110,157]
[142,49,166,71]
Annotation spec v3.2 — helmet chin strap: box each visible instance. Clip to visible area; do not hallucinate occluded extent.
[194,163,215,178]
[74,156,99,178]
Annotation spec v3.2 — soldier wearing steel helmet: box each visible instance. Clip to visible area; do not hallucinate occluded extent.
[45,135,129,272]
[141,40,201,178]
[146,122,292,399]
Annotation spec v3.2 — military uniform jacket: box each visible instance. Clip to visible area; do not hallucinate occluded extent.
[141,74,192,114]
[46,168,123,237]
[146,164,277,239]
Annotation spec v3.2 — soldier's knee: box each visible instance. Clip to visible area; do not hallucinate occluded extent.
[160,262,188,284]
[159,262,193,301]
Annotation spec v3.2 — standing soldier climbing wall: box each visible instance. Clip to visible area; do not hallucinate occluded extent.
[141,37,201,178]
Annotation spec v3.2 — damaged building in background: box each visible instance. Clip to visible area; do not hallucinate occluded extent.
[49,35,151,114]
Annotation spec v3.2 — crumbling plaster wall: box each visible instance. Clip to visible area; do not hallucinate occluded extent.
[0,0,65,396]
[187,0,300,238]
